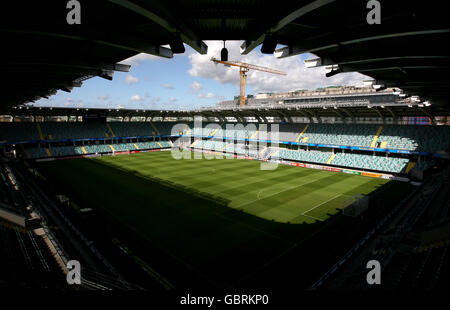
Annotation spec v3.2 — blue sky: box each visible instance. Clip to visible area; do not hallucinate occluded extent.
[31,41,367,110]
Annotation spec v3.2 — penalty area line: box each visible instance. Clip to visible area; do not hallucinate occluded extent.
[302,194,342,216]
[235,177,327,209]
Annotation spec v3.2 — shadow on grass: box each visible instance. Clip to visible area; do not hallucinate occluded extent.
[37,157,411,289]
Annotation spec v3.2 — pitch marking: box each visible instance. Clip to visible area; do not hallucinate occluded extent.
[302,194,342,216]
[234,176,327,209]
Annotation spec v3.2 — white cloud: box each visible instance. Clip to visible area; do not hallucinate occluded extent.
[189,81,203,93]
[198,92,216,99]
[163,83,174,89]
[188,41,368,93]
[130,95,143,102]
[124,74,139,85]
[120,53,160,66]
[152,96,160,103]
[169,97,177,102]
[98,95,110,101]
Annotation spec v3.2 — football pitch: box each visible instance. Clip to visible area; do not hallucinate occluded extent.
[96,150,389,224]
[38,150,393,287]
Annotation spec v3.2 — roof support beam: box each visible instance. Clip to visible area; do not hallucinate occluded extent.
[276,29,450,59]
[0,29,173,58]
[240,0,336,55]
[306,56,450,68]
[1,62,131,73]
[109,0,207,54]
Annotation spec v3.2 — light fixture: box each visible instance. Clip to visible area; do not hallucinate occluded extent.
[261,35,277,54]
[373,84,386,91]
[326,66,342,77]
[221,41,228,61]
[169,33,185,54]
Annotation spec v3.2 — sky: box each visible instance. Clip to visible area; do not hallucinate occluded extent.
[31,41,369,111]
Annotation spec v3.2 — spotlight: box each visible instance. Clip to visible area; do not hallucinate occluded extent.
[261,35,277,54]
[372,84,386,91]
[221,41,228,61]
[326,66,342,77]
[169,33,185,54]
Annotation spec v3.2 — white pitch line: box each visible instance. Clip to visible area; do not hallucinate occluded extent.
[234,176,327,209]
[302,194,342,215]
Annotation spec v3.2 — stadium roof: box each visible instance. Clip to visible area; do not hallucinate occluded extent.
[2,0,450,110]
[8,102,449,123]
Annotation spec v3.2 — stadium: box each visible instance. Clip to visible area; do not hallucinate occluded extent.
[0,0,449,298]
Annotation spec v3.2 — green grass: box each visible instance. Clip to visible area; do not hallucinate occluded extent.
[95,151,389,223]
[38,150,391,287]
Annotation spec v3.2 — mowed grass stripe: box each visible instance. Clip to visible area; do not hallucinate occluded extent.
[101,153,259,180]
[39,151,395,286]
[103,154,305,198]
[96,151,389,225]
[239,173,349,222]
[39,157,294,286]
[238,173,380,223]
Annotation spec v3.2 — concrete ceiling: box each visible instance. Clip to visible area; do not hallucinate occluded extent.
[1,0,449,110]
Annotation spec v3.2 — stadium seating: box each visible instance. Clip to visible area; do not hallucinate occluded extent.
[377,125,450,152]
[301,124,378,147]
[27,140,172,159]
[108,122,154,137]
[40,122,109,140]
[155,122,176,136]
[111,143,136,152]
[28,147,49,158]
[193,123,450,152]
[136,141,160,149]
[50,145,84,157]
[2,122,448,174]
[193,139,409,173]
[277,149,333,164]
[332,152,409,173]
[84,144,111,154]
[0,123,41,142]
[2,122,449,153]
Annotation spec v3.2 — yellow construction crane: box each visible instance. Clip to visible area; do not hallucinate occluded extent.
[211,57,287,106]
